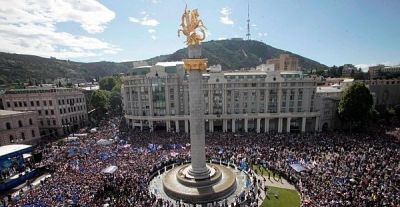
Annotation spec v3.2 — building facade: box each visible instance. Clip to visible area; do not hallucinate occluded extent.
[1,88,88,138]
[122,62,321,133]
[369,65,400,79]
[266,54,299,71]
[0,110,40,146]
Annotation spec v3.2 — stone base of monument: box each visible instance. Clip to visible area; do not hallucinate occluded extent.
[162,163,237,203]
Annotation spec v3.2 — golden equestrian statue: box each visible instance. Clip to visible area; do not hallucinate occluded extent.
[178,5,207,45]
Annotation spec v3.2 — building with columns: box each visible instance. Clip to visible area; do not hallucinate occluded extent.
[122,62,321,133]
[1,87,88,138]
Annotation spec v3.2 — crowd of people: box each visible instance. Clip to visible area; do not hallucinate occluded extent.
[2,116,398,207]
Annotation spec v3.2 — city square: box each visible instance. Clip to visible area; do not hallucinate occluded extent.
[0,1,400,207]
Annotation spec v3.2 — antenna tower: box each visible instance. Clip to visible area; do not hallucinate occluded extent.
[246,2,251,40]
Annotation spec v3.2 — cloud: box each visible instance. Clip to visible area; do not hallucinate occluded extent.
[258,32,268,37]
[129,13,159,27]
[151,35,157,40]
[0,0,119,59]
[220,7,234,25]
[148,29,156,34]
[218,37,227,40]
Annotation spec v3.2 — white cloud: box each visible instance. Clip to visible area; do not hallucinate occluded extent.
[129,13,159,27]
[218,37,227,40]
[258,32,268,37]
[151,35,157,40]
[220,7,234,25]
[0,0,119,59]
[148,29,156,34]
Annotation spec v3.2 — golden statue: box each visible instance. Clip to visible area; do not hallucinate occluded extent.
[178,5,207,45]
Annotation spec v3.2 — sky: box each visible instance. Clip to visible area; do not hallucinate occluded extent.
[0,0,399,70]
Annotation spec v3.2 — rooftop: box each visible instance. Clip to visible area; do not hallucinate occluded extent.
[0,144,32,160]
[0,110,26,116]
[155,61,184,67]
[317,86,342,93]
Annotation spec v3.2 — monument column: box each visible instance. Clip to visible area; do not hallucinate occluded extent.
[185,45,210,179]
[301,117,306,133]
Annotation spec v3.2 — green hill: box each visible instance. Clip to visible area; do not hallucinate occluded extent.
[147,39,328,71]
[0,39,327,85]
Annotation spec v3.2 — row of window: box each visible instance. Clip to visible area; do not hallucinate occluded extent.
[6,100,53,108]
[4,119,34,130]
[59,105,85,114]
[57,97,84,105]
[7,130,36,143]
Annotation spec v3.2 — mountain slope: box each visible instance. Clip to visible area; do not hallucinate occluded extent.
[146,39,328,71]
[0,39,327,84]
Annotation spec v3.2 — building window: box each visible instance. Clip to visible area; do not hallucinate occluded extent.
[21,132,25,140]
[9,135,14,143]
[32,130,35,137]
[60,109,63,114]
[62,100,65,105]
[19,102,22,107]
[14,102,18,107]
[31,101,34,106]
[45,110,48,115]
[43,100,47,106]
[51,110,54,115]
[47,120,50,126]
[6,102,10,107]
[23,101,27,107]
[29,119,33,125]
[18,120,23,127]
[37,101,40,106]
[53,120,56,125]
[40,120,44,126]
[49,100,53,106]
[6,122,11,130]
[38,110,42,116]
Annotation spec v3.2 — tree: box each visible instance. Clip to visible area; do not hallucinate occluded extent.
[99,76,117,91]
[338,83,373,132]
[109,91,122,114]
[91,90,111,112]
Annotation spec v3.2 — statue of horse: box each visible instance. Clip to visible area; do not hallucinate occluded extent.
[178,6,207,45]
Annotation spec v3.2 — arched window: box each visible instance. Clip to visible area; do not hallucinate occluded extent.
[6,122,11,130]
[29,119,33,125]
[9,135,14,143]
[21,132,25,140]
[32,130,36,137]
[18,120,23,127]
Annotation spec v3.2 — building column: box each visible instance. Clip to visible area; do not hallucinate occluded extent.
[264,118,270,133]
[149,121,154,132]
[166,120,171,132]
[140,120,143,131]
[232,119,236,133]
[278,118,283,133]
[244,118,248,133]
[175,120,180,133]
[301,117,306,133]
[209,120,214,133]
[184,120,189,133]
[286,117,291,133]
[223,119,228,132]
[315,116,320,132]
[256,118,261,133]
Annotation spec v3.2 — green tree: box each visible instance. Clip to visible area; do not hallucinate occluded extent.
[338,83,373,132]
[99,76,120,91]
[91,90,111,112]
[109,91,122,114]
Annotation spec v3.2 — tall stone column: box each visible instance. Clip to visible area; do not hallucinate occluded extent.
[244,118,248,133]
[223,119,228,132]
[286,118,291,133]
[185,45,210,179]
[301,117,306,133]
[175,120,180,133]
[232,119,236,133]
[256,118,261,133]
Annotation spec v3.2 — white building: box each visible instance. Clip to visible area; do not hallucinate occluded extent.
[1,87,88,137]
[122,62,321,133]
